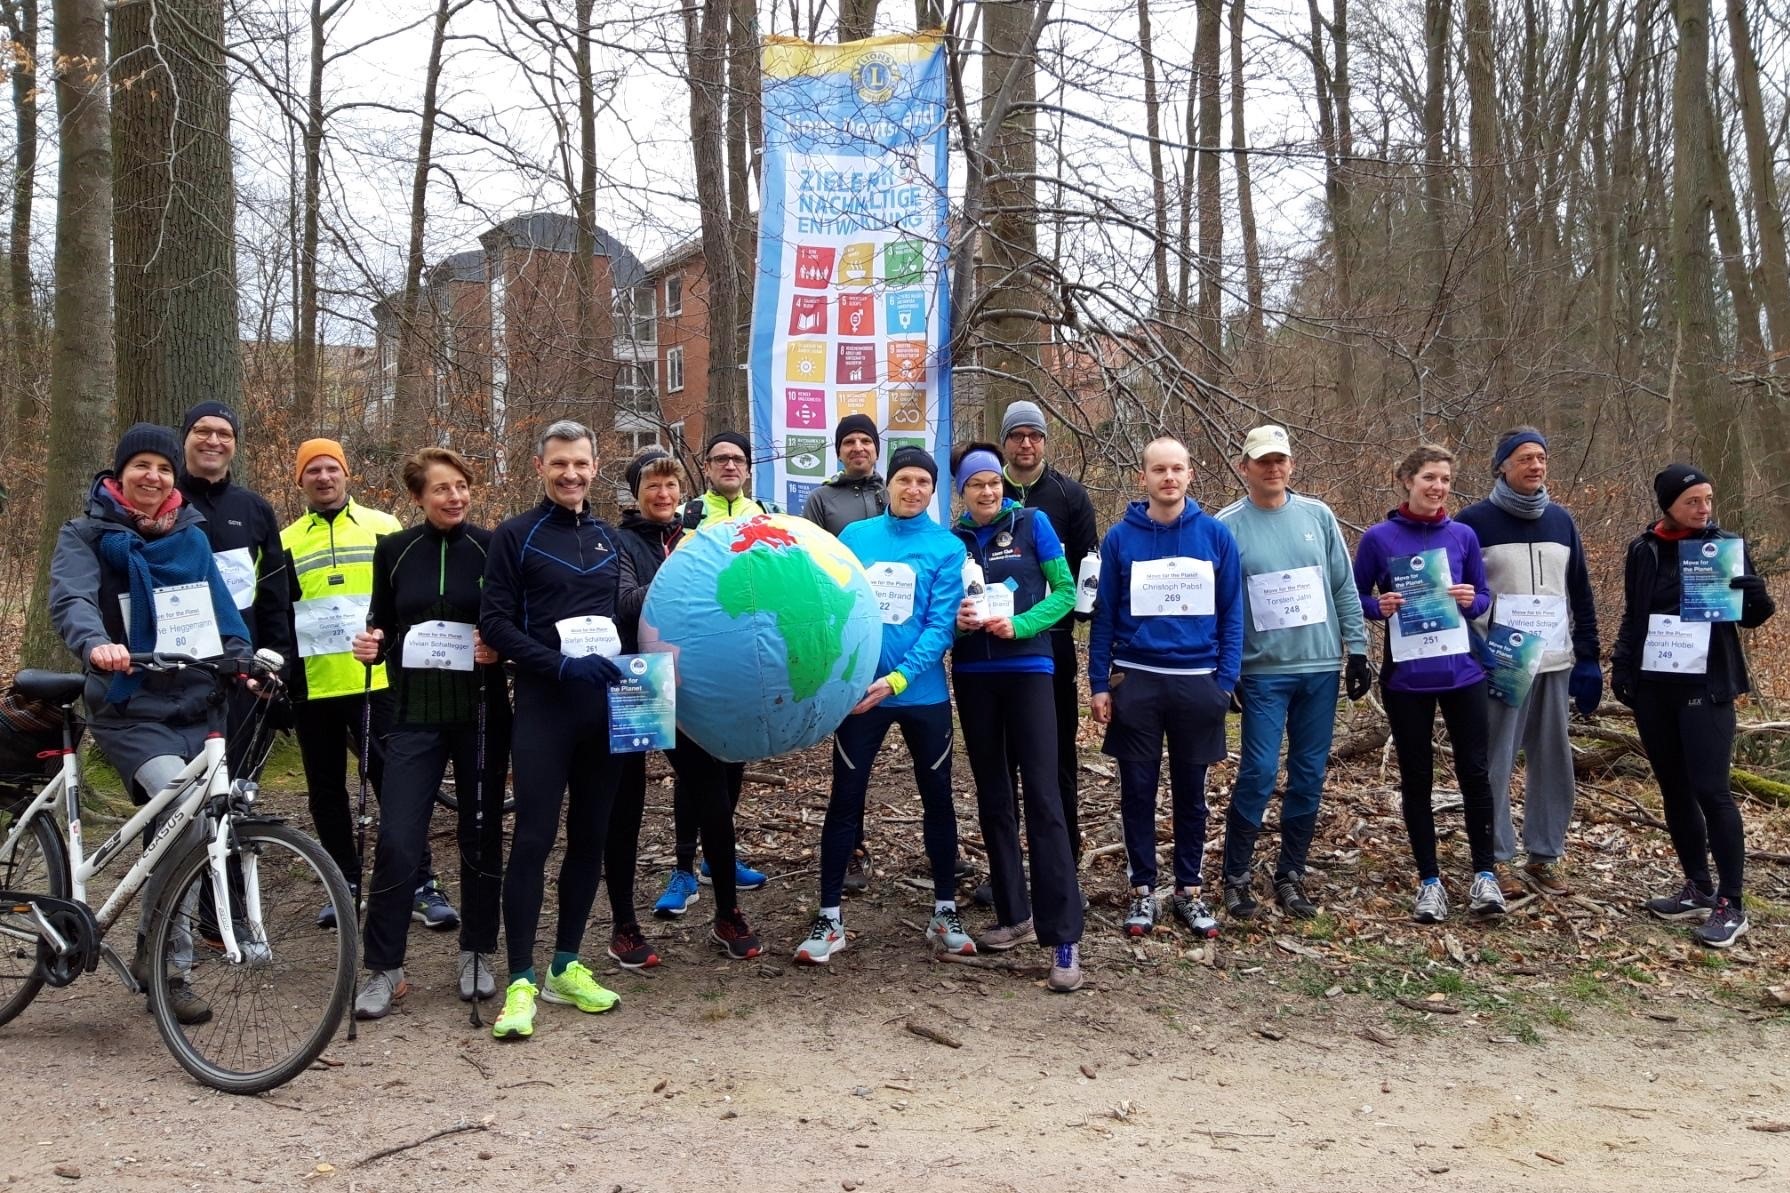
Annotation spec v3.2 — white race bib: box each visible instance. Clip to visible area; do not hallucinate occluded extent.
[1246,566,1325,632]
[293,593,369,658]
[557,614,622,659]
[1131,556,1215,617]
[121,583,225,659]
[984,583,1016,620]
[1642,614,1710,675]
[213,547,257,610]
[1388,612,1470,662]
[401,620,476,672]
[866,562,917,626]
[1493,593,1569,651]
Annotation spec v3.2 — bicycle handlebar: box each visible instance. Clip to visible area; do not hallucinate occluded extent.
[128,649,285,686]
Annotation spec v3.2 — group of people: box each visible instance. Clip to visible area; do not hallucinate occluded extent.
[43,398,1774,1042]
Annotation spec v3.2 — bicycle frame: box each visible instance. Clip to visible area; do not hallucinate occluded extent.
[2,730,261,967]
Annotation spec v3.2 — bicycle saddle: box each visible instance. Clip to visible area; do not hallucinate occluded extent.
[12,670,86,706]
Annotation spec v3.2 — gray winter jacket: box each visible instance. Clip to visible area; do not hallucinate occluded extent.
[801,471,887,537]
[50,479,250,786]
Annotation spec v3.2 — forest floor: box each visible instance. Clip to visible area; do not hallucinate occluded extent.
[3,699,1789,1192]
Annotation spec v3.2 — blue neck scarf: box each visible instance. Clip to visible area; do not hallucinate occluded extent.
[96,520,248,705]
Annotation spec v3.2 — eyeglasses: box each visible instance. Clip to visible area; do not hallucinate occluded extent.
[963,477,1003,492]
[1006,431,1044,444]
[190,429,235,442]
[707,454,747,467]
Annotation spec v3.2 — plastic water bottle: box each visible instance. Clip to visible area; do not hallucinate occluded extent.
[1074,554,1101,615]
[962,557,988,622]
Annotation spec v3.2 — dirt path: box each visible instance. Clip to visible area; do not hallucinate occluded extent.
[3,884,1786,1193]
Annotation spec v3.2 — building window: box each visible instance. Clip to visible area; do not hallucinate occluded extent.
[613,284,657,349]
[617,360,656,414]
[665,274,683,316]
[666,345,685,394]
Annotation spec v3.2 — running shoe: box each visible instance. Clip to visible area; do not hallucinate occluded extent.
[1047,943,1084,993]
[1223,881,1260,920]
[712,908,763,960]
[1274,875,1319,920]
[354,968,409,1020]
[1412,879,1449,924]
[413,880,460,930]
[927,908,976,956]
[1469,871,1508,917]
[492,978,538,1040]
[975,918,1036,951]
[167,980,212,1026]
[1124,888,1156,937]
[316,883,358,930]
[1170,892,1220,939]
[700,858,769,891]
[458,951,497,1001]
[1523,860,1572,896]
[608,923,660,970]
[794,913,848,965]
[843,848,871,894]
[1693,898,1749,949]
[653,869,701,920]
[541,960,619,1014]
[1644,880,1717,922]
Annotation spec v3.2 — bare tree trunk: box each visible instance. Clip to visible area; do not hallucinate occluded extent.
[838,0,877,40]
[394,0,463,442]
[1669,0,1744,524]
[1306,0,1354,412]
[23,0,113,668]
[1136,0,1170,317]
[574,0,610,442]
[288,1,339,427]
[1193,0,1223,371]
[111,0,244,429]
[727,0,758,422]
[1726,0,1790,364]
[3,0,39,449]
[687,0,741,433]
[1229,0,1263,358]
[1464,0,1509,399]
[1421,0,1455,394]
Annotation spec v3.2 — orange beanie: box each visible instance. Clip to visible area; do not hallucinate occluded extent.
[295,438,348,483]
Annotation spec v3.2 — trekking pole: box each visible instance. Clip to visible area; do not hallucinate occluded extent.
[468,670,488,1028]
[346,658,374,1043]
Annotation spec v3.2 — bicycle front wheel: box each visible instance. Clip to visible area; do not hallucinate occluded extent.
[0,797,70,1028]
[146,821,356,1094]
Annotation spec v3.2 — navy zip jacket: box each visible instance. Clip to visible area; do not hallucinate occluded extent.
[615,508,683,650]
[1004,463,1098,629]
[480,498,638,685]
[177,471,295,664]
[1455,496,1598,672]
[368,520,499,727]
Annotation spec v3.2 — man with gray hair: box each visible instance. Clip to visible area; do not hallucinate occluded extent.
[479,419,641,1040]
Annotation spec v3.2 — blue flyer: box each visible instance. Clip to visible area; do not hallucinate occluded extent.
[1482,623,1544,709]
[1390,548,1462,636]
[1679,538,1744,622]
[608,654,677,753]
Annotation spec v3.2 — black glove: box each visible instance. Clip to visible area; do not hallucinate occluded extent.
[1730,574,1769,601]
[1344,653,1373,701]
[1611,671,1635,708]
[561,653,623,687]
[1227,687,1243,714]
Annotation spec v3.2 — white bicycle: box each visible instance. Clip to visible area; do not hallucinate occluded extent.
[0,651,356,1094]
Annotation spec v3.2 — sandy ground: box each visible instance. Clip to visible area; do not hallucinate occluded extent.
[3,875,1786,1193]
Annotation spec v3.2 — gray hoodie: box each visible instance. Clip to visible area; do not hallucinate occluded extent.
[800,471,887,537]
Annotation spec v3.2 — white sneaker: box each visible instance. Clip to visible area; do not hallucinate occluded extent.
[1469,872,1507,917]
[458,951,497,1001]
[1412,881,1449,924]
[794,913,847,965]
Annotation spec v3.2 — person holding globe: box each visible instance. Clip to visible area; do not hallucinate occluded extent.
[1352,444,1501,925]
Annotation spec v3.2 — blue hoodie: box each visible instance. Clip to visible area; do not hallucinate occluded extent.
[1352,507,1491,693]
[1088,500,1244,694]
[840,508,967,707]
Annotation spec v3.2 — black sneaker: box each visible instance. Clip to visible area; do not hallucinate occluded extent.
[711,908,763,960]
[1274,875,1319,920]
[1223,882,1260,920]
[971,881,994,908]
[1693,898,1749,949]
[953,856,975,880]
[843,849,870,895]
[607,922,660,969]
[1643,880,1717,922]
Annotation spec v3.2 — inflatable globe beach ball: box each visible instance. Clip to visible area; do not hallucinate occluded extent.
[639,513,882,762]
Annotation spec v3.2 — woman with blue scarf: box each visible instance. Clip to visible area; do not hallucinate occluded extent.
[50,424,251,1024]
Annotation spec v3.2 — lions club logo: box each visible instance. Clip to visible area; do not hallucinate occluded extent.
[853,51,899,103]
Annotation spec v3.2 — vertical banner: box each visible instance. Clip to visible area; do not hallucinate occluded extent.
[751,32,952,519]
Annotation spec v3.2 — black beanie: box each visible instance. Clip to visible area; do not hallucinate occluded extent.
[834,413,879,454]
[705,430,750,459]
[1654,463,1710,512]
[625,447,672,497]
[113,423,183,477]
[887,445,937,485]
[180,400,241,441]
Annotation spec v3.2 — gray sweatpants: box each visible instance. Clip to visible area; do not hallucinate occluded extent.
[1486,667,1576,863]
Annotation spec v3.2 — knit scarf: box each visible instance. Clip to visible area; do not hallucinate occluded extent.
[102,477,183,536]
[1489,476,1550,521]
[95,517,249,706]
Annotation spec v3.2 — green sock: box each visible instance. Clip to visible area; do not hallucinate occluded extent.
[550,951,578,977]
[510,967,535,986]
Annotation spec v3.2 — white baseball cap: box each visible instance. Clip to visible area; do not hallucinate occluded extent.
[1240,424,1292,459]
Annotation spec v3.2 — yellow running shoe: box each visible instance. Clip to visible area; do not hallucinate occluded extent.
[492,978,538,1040]
[540,960,619,1014]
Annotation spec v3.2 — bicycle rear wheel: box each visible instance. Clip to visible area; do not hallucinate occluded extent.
[146,820,356,1094]
[0,796,70,1027]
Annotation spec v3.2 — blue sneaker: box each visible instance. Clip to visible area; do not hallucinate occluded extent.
[653,869,701,920]
[413,880,460,930]
[700,858,768,891]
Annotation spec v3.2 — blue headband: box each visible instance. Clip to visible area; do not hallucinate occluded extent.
[1492,430,1547,474]
[955,450,1003,494]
